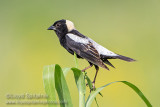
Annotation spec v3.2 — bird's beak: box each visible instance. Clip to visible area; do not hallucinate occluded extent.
[47,25,56,30]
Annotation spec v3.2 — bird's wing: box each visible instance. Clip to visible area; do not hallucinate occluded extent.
[66,34,109,70]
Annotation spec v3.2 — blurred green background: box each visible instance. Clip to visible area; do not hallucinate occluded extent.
[0,0,160,106]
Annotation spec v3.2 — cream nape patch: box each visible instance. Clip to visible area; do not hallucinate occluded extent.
[66,20,75,32]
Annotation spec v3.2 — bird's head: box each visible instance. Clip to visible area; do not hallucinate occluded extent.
[48,19,75,35]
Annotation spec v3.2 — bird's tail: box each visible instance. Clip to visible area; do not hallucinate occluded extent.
[97,60,110,70]
[103,59,115,68]
[115,54,136,62]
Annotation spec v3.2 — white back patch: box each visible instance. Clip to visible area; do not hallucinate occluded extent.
[66,20,75,32]
[89,38,118,56]
[67,33,88,44]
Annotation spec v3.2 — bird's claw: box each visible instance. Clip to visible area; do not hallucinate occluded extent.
[81,69,85,72]
[92,82,96,90]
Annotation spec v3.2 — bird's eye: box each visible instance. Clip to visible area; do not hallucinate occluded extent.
[56,23,61,27]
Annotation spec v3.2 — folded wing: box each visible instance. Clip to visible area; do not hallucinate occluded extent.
[66,34,109,70]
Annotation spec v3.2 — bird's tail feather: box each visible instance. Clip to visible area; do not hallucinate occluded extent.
[115,55,136,62]
[99,62,110,70]
[103,59,115,68]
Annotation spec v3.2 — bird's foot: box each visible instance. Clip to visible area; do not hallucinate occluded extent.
[81,69,85,72]
[92,81,96,90]
[85,79,95,87]
[86,81,96,92]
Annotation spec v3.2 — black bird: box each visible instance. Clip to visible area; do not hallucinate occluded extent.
[48,19,135,89]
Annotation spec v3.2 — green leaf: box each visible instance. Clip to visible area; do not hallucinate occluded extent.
[71,68,86,107]
[86,81,152,107]
[98,92,103,97]
[62,68,71,77]
[94,97,99,107]
[74,52,78,68]
[43,65,57,107]
[55,64,73,107]
[85,74,93,90]
[121,81,152,107]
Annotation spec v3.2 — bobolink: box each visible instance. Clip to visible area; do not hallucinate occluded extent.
[48,19,135,89]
